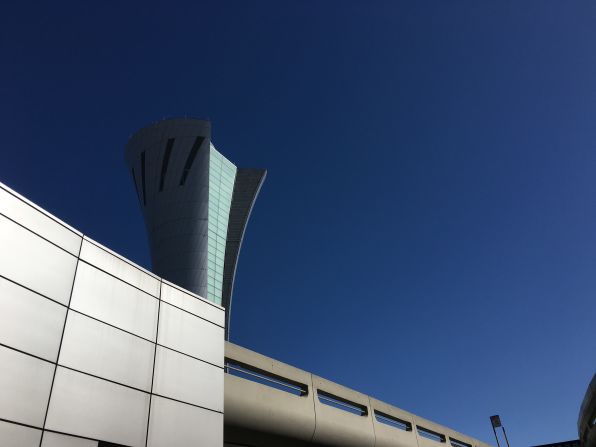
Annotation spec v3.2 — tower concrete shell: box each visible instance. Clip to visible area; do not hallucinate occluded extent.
[125,118,265,338]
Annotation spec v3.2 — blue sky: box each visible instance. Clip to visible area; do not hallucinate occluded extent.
[1,1,595,445]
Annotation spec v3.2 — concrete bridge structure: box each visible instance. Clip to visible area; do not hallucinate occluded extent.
[224,342,492,447]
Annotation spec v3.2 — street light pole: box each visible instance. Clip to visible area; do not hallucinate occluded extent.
[501,425,511,447]
[491,424,502,447]
[490,415,510,447]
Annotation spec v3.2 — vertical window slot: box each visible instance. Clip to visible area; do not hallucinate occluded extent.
[159,138,175,191]
[180,136,204,185]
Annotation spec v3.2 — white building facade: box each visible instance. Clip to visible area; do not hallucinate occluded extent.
[0,181,225,446]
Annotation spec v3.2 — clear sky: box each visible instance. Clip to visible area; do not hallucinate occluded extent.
[1,1,595,445]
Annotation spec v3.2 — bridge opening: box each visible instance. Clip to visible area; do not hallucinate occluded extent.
[417,426,446,443]
[225,359,308,396]
[374,410,412,431]
[317,390,368,416]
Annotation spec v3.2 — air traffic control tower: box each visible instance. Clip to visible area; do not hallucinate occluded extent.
[125,118,266,337]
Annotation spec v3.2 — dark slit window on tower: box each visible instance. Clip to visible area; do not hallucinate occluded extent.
[131,168,141,205]
[179,136,204,185]
[159,138,175,191]
[141,151,147,206]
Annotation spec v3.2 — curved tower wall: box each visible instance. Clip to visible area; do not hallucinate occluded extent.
[222,168,267,333]
[125,119,265,332]
[126,119,212,299]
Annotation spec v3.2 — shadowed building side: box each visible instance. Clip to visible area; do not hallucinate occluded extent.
[222,168,267,338]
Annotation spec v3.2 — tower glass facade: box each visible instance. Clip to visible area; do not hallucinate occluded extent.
[207,145,237,305]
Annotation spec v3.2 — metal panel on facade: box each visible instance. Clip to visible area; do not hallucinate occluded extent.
[160,280,225,327]
[0,179,225,447]
[70,262,159,341]
[0,215,77,305]
[41,432,98,447]
[147,395,223,447]
[157,301,224,367]
[0,420,42,447]
[0,346,54,427]
[0,185,82,256]
[59,311,155,391]
[153,345,223,411]
[45,367,150,447]
[0,277,66,361]
[79,238,160,297]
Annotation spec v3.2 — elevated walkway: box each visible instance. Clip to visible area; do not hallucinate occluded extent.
[224,342,491,447]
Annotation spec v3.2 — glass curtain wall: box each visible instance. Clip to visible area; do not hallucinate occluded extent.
[207,145,237,305]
